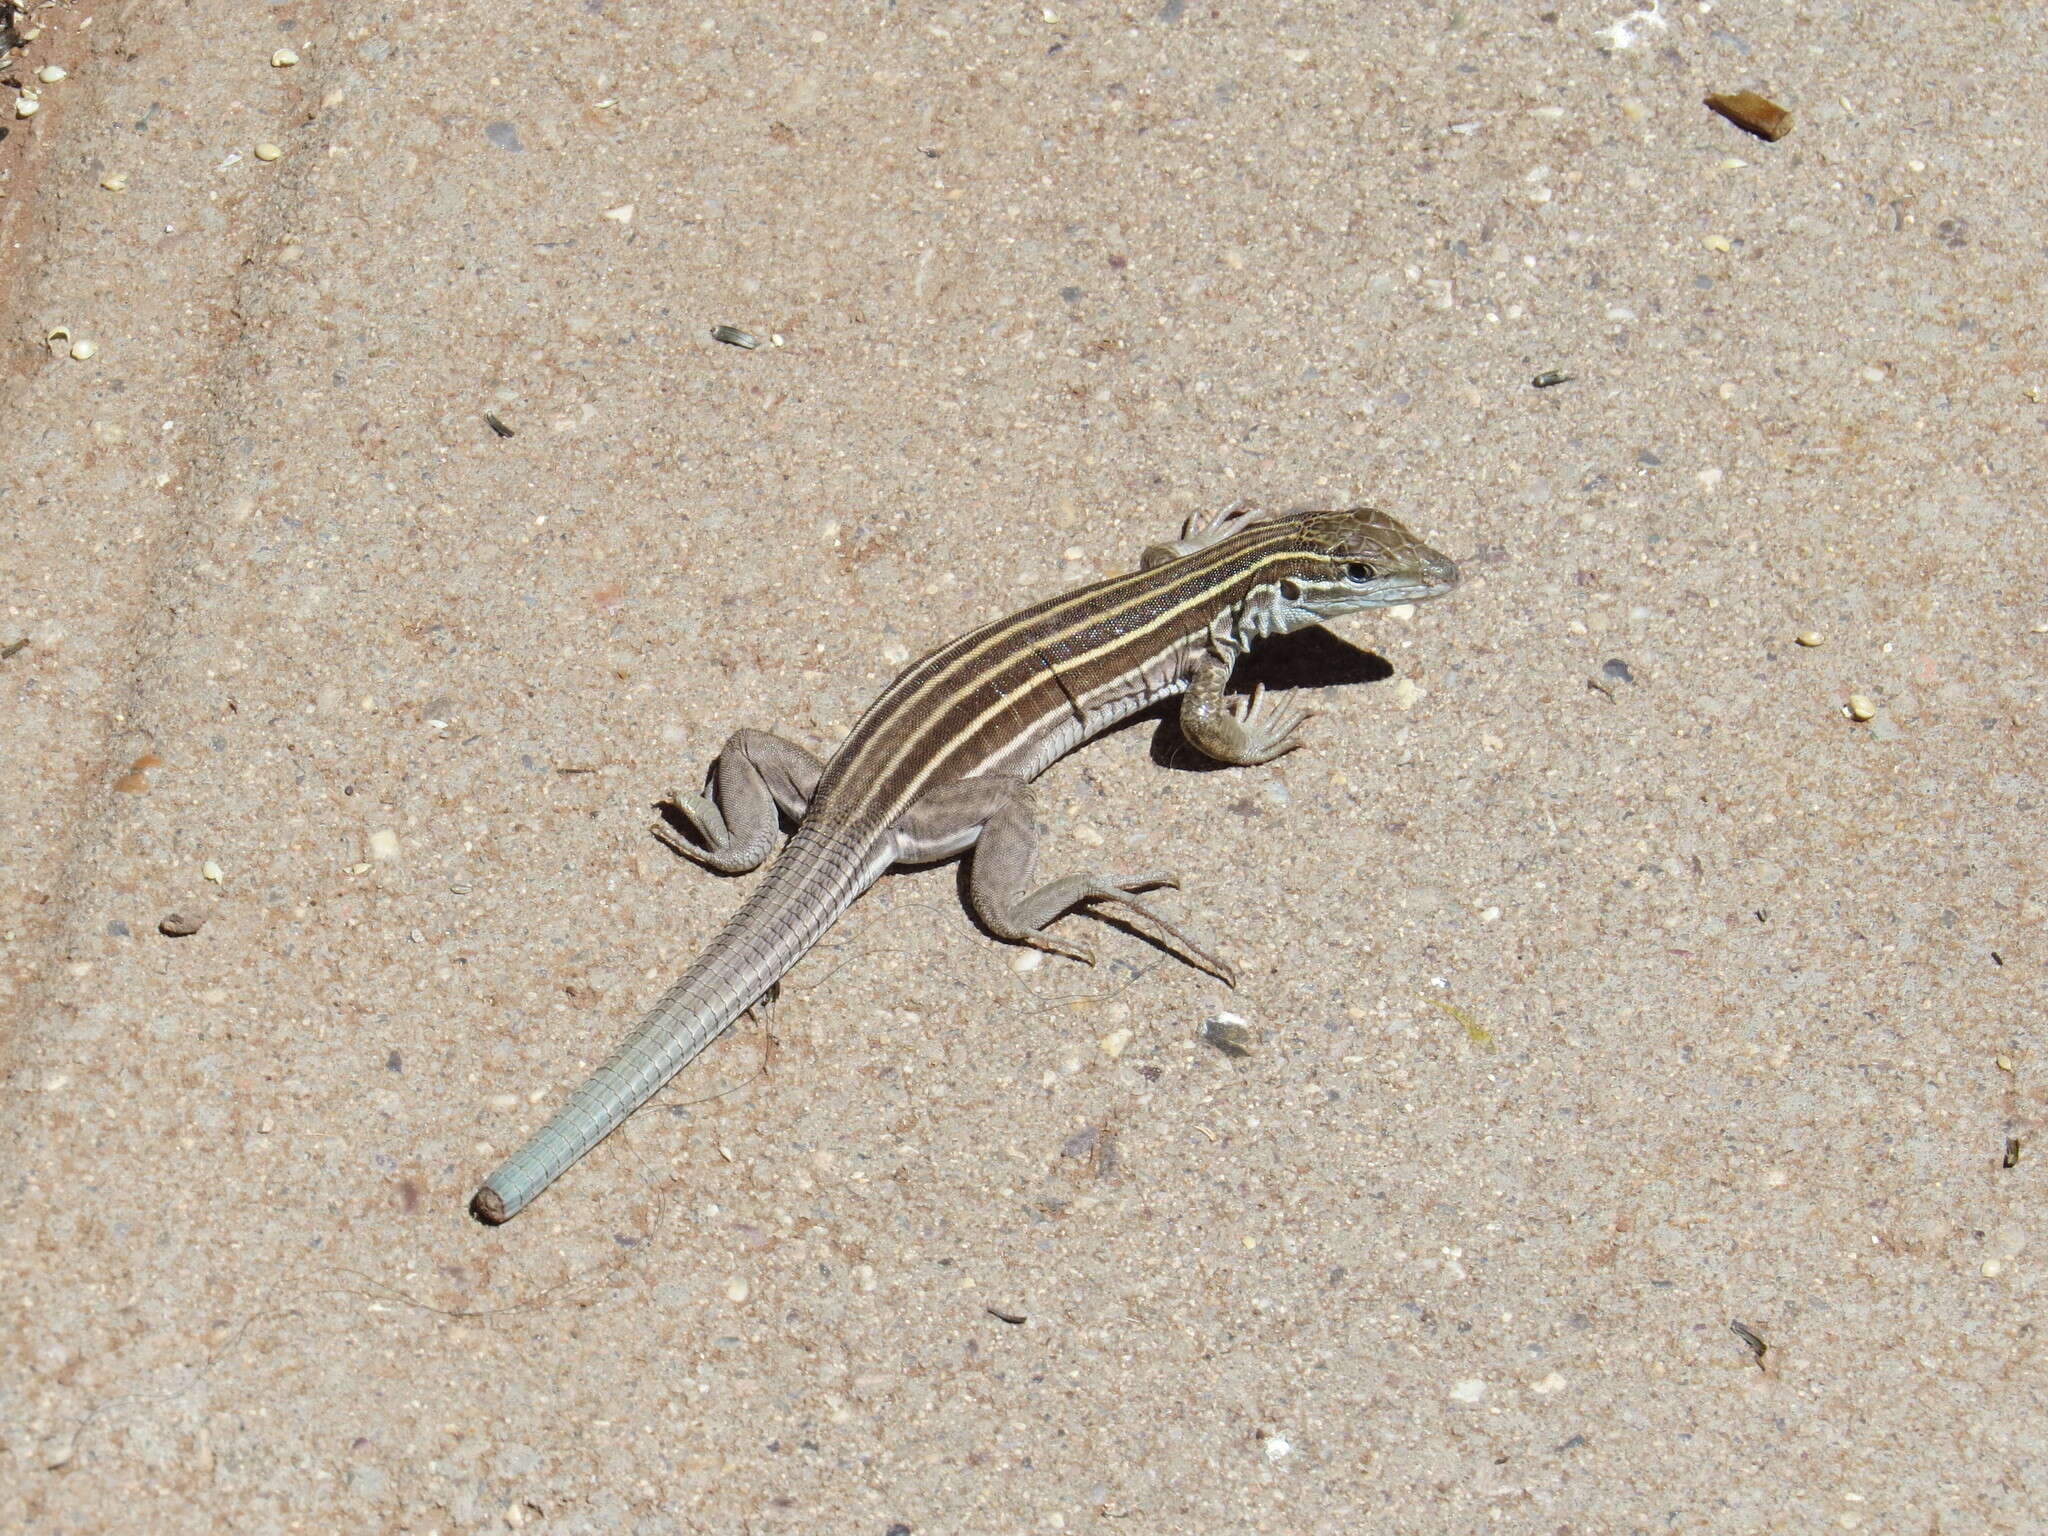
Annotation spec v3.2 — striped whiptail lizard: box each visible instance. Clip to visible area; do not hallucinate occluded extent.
[472,504,1458,1222]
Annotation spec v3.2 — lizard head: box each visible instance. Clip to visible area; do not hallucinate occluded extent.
[1281,506,1461,616]
[1224,506,1458,647]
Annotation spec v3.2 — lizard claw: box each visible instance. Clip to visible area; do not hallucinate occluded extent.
[1026,931,1098,967]
[654,788,731,865]
[1228,683,1315,762]
[1113,872,1180,895]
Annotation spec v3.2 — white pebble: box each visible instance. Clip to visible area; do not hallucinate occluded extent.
[272,49,299,67]
[37,65,68,84]
[254,142,283,162]
[1450,1378,1487,1403]
[1264,1434,1292,1462]
[1098,1028,1134,1060]
[369,828,401,860]
[201,860,224,884]
[724,1276,751,1302]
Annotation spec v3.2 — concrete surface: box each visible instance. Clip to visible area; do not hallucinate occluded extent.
[3,0,2043,1531]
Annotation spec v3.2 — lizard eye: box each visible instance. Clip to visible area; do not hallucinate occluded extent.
[1278,578,1305,602]
[1343,562,1376,584]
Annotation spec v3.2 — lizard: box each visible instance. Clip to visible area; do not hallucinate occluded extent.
[471,503,1459,1222]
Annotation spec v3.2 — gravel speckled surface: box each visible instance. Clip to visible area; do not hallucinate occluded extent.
[4,2,2043,1530]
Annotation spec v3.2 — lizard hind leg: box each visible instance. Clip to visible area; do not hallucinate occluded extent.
[897,776,1236,985]
[653,729,826,875]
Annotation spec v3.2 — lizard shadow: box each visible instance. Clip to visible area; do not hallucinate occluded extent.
[1144,626,1393,773]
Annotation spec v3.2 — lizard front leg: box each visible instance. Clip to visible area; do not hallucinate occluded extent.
[653,729,825,874]
[893,775,1235,985]
[1180,646,1315,766]
[1139,500,1266,569]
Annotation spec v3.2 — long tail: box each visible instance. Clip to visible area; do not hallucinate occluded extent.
[471,828,874,1223]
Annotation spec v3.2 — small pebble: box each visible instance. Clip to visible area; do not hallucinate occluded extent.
[1845,694,1877,722]
[369,828,401,860]
[1098,1027,1134,1060]
[158,913,204,938]
[724,1277,751,1302]
[15,96,40,119]
[1203,1013,1254,1058]
[602,203,635,224]
[254,142,283,162]
[37,65,68,84]
[272,48,299,67]
[69,339,98,361]
[1795,630,1824,647]
[201,860,225,884]
[100,172,128,191]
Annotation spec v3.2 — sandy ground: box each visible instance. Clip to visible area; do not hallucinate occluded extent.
[3,1,2043,1531]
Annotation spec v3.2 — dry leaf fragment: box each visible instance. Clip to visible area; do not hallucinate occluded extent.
[1705,91,1792,142]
